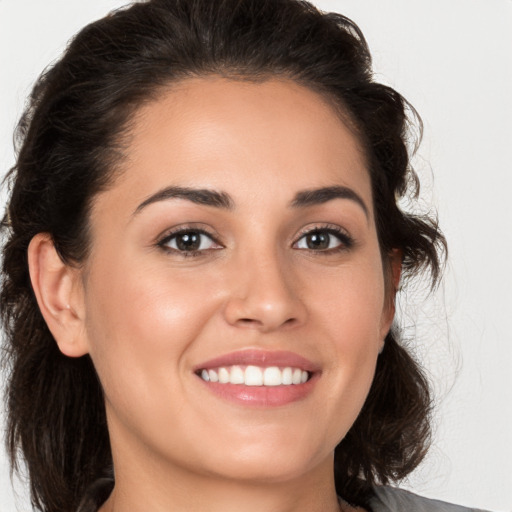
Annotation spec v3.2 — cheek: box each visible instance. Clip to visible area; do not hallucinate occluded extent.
[309,256,387,341]
[304,256,386,409]
[81,259,225,456]
[82,255,220,397]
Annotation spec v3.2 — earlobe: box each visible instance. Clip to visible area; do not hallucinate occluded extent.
[28,233,89,358]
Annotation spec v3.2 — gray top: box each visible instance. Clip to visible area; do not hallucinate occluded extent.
[76,479,490,512]
[369,486,489,512]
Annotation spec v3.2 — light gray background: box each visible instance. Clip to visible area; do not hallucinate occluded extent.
[1,1,511,510]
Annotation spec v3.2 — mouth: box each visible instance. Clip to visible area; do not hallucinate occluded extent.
[196,365,311,386]
[193,350,319,406]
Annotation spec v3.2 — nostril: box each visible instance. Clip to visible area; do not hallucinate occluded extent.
[237,318,263,327]
[235,316,299,331]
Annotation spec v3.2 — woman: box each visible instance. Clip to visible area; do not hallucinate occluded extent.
[0,0,487,511]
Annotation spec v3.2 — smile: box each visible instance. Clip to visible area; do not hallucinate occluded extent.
[194,350,319,406]
[199,365,310,386]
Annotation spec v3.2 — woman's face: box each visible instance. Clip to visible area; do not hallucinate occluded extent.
[76,77,395,483]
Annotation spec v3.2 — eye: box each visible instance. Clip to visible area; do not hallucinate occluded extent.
[158,229,221,254]
[294,227,353,252]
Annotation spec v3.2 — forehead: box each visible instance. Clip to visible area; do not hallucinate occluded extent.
[96,77,372,215]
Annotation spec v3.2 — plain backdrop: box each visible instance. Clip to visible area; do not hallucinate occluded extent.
[1,1,511,511]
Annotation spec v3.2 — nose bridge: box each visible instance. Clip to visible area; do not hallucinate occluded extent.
[223,240,305,331]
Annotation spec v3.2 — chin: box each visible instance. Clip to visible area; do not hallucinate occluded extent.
[191,429,335,485]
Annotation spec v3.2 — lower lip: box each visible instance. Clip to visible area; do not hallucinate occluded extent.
[197,373,319,407]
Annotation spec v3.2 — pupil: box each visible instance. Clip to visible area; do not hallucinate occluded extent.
[307,232,329,250]
[177,232,200,251]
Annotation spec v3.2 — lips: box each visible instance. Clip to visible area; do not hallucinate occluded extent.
[194,349,320,406]
[195,349,320,373]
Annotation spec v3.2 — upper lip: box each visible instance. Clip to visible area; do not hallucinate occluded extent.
[194,349,321,373]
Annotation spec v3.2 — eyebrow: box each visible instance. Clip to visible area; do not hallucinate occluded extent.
[291,186,369,218]
[134,186,234,214]
[134,184,368,217]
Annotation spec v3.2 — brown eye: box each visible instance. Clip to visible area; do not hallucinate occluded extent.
[160,230,220,253]
[303,232,332,250]
[175,232,201,251]
[294,228,352,252]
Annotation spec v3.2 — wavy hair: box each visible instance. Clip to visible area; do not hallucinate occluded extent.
[1,0,446,510]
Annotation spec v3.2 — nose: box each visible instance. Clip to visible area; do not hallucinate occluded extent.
[223,251,307,332]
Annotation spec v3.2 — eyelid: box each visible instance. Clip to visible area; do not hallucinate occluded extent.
[154,222,354,256]
[156,224,224,252]
[292,223,354,251]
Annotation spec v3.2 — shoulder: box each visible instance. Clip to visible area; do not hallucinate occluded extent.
[368,486,490,512]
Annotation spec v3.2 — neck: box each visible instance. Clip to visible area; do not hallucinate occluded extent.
[100,446,346,512]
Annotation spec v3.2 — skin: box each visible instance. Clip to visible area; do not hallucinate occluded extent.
[29,77,398,512]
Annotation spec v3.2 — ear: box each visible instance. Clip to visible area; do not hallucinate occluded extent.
[379,248,402,342]
[390,248,402,292]
[28,233,89,357]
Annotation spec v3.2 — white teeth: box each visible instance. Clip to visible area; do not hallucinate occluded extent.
[245,365,263,386]
[263,366,282,386]
[282,367,293,385]
[199,365,311,386]
[230,365,245,384]
[218,367,230,383]
[292,368,302,385]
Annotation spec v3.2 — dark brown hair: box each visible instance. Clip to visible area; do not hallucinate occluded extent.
[1,0,446,510]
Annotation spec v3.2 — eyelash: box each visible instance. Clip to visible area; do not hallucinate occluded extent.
[293,224,354,254]
[157,226,223,258]
[156,224,354,258]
